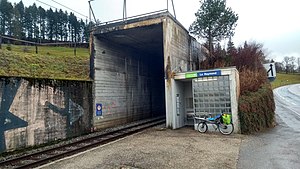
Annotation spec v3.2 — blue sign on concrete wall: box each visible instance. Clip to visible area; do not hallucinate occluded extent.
[197,70,221,77]
[96,103,102,116]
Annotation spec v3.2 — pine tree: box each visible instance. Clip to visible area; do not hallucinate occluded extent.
[24,6,33,40]
[0,0,13,35]
[38,6,46,41]
[13,1,25,39]
[46,8,54,41]
[189,0,238,56]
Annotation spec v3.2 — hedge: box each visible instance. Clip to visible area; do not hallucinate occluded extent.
[238,83,275,134]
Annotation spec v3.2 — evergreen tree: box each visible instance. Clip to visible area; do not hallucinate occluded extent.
[13,1,25,39]
[0,0,13,35]
[62,11,69,41]
[38,6,46,41]
[24,6,33,39]
[46,8,54,41]
[68,12,77,42]
[58,9,65,41]
[30,3,39,40]
[190,0,238,56]
[0,0,89,43]
[11,3,22,38]
[53,9,59,41]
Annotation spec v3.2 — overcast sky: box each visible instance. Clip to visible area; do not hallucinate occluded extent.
[9,0,300,62]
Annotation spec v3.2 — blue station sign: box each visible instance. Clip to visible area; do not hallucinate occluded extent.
[186,70,221,78]
[197,70,221,77]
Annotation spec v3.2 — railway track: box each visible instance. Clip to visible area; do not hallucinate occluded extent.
[0,117,165,169]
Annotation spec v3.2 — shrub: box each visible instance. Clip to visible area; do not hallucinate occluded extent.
[230,41,276,133]
[238,83,275,134]
[233,41,266,71]
[23,46,30,53]
[239,67,267,95]
[6,44,12,51]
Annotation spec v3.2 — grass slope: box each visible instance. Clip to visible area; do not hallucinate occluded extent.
[0,45,90,81]
[271,73,300,89]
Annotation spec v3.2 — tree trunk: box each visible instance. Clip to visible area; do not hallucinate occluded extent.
[208,29,213,67]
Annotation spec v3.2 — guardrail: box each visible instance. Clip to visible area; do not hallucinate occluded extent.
[96,9,169,27]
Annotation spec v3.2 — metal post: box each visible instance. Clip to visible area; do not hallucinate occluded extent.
[171,0,176,19]
[298,58,300,72]
[74,41,77,56]
[123,0,127,20]
[167,0,169,11]
[35,39,38,54]
[88,0,91,24]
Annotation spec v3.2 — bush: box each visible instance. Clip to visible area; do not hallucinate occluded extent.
[6,44,12,51]
[233,41,266,71]
[238,83,275,134]
[239,67,267,95]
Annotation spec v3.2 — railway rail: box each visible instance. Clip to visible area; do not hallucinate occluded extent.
[0,117,165,169]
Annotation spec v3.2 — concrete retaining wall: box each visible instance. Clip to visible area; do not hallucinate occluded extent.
[0,77,93,153]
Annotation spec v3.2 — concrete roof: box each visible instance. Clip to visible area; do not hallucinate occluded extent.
[92,11,193,57]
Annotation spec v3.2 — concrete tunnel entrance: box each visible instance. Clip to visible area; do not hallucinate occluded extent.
[92,12,206,130]
[92,22,166,129]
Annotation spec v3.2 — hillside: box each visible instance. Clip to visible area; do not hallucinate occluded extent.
[271,73,300,89]
[0,45,90,81]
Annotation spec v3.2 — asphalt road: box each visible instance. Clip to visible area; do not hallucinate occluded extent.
[237,84,300,169]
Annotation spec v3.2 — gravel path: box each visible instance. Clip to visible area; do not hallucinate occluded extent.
[38,126,242,169]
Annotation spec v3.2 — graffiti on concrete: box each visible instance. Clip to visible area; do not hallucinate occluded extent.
[101,100,117,115]
[0,78,90,153]
[0,79,28,152]
[45,99,84,125]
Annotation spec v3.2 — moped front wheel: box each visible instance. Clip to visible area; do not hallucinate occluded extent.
[197,122,208,133]
[218,123,234,135]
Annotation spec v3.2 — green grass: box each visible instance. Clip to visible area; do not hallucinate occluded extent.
[0,44,90,81]
[271,73,300,89]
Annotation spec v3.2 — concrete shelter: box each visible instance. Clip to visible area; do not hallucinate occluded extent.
[91,11,237,130]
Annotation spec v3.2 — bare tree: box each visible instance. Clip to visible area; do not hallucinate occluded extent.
[283,56,298,74]
[275,62,284,72]
[283,56,290,74]
[297,57,300,73]
[291,56,296,73]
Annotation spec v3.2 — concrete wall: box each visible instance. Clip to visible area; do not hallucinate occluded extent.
[92,12,205,130]
[93,35,164,129]
[0,77,93,153]
[164,17,205,129]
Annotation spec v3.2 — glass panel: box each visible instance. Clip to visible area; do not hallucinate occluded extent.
[193,75,232,116]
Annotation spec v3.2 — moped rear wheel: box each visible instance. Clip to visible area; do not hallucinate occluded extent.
[197,122,208,133]
[218,123,234,135]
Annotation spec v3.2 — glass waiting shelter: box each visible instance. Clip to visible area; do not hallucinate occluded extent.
[169,67,240,133]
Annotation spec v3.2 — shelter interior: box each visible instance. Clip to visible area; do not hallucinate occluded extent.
[94,23,166,120]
